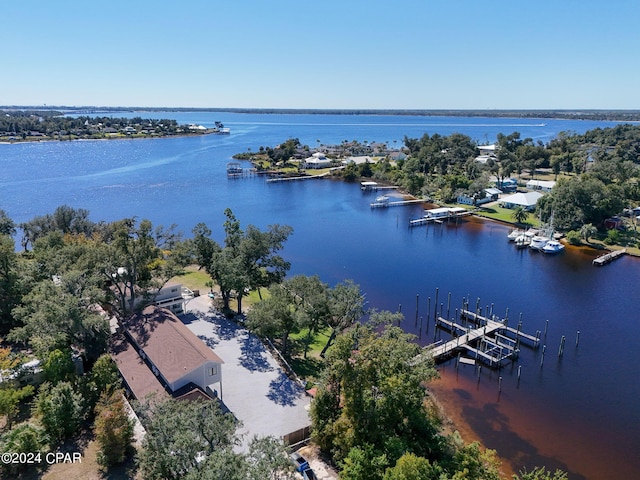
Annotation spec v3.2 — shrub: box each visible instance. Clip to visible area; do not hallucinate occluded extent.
[565,230,582,245]
[604,229,620,245]
[34,381,84,441]
[94,390,134,469]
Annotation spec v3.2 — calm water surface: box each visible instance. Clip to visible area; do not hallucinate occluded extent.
[1,113,638,479]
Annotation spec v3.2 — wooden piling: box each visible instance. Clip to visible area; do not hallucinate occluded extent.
[576,330,580,347]
[558,335,566,357]
[544,319,549,337]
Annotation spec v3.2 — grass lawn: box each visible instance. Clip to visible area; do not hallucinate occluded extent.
[171,265,212,293]
[286,327,332,384]
[475,205,540,227]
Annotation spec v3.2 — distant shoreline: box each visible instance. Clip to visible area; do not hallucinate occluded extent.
[3,106,640,122]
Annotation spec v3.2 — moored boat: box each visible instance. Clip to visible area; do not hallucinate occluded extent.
[529,235,550,251]
[508,229,524,241]
[542,239,565,254]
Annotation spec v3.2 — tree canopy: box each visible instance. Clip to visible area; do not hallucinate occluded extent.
[192,209,292,315]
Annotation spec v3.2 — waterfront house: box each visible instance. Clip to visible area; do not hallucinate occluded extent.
[303,152,332,169]
[499,191,543,211]
[112,306,223,401]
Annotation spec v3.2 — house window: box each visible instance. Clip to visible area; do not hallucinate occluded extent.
[208,366,218,376]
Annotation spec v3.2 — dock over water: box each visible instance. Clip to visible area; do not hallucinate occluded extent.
[418,307,541,368]
[593,248,626,266]
[370,198,426,208]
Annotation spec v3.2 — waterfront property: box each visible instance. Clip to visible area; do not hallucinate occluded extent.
[112,306,224,401]
[499,191,543,210]
[303,152,332,169]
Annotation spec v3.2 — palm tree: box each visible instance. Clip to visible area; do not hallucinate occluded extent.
[512,206,529,225]
[580,223,598,244]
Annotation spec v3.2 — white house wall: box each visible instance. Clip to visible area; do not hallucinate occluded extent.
[169,361,222,393]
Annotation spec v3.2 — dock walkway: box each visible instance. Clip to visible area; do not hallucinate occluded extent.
[370,199,426,208]
[418,307,540,367]
[593,248,626,266]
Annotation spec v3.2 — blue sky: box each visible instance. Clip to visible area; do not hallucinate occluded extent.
[2,1,639,109]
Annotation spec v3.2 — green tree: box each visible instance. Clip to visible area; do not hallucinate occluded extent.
[81,354,121,414]
[311,313,440,471]
[94,390,134,469]
[0,386,34,430]
[341,444,389,480]
[42,348,76,384]
[246,283,297,356]
[0,210,16,236]
[448,440,501,480]
[579,223,597,243]
[0,234,20,334]
[319,280,365,357]
[136,397,239,480]
[193,209,292,315]
[383,452,441,480]
[9,276,109,362]
[285,275,331,358]
[34,381,84,441]
[511,206,529,225]
[0,423,50,476]
[537,176,625,230]
[101,218,186,320]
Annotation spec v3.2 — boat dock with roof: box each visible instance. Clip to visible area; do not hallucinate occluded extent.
[409,207,473,226]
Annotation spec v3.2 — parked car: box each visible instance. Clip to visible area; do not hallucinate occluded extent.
[302,467,317,480]
[289,452,309,472]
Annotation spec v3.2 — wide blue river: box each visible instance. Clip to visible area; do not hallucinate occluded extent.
[1,112,638,479]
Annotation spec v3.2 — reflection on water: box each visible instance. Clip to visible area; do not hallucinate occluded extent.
[1,113,639,479]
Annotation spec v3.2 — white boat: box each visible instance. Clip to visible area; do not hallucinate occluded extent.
[542,240,565,254]
[529,235,550,251]
[375,195,389,204]
[508,229,524,241]
[514,234,530,248]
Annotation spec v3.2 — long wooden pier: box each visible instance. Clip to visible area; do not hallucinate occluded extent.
[593,248,626,266]
[266,172,329,183]
[370,198,426,208]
